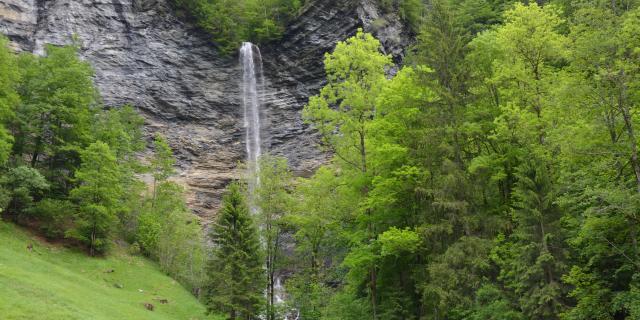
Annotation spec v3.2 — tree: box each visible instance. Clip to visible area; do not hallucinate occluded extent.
[0,36,18,165]
[206,182,264,319]
[555,5,640,318]
[475,4,570,318]
[12,43,95,195]
[303,28,391,319]
[137,138,205,292]
[286,166,350,320]
[255,154,292,320]
[92,105,146,239]
[154,182,206,292]
[150,134,176,204]
[67,142,123,255]
[170,0,302,53]
[0,166,49,219]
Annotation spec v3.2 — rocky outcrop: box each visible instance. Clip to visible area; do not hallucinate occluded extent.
[0,0,37,51]
[0,0,409,219]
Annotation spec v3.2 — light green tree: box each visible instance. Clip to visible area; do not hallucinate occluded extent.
[254,154,292,320]
[303,29,391,318]
[67,142,123,255]
[150,134,176,204]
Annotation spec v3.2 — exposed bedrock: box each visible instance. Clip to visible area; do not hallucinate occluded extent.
[0,0,409,219]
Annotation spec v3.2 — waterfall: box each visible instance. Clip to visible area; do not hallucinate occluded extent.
[240,42,292,320]
[240,42,263,192]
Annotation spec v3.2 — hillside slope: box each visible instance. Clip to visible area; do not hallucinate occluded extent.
[0,222,211,320]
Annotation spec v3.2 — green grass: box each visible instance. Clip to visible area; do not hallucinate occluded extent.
[0,221,212,320]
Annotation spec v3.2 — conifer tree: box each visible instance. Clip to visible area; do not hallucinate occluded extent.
[206,182,264,320]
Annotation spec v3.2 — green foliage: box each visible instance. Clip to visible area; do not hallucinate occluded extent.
[205,182,264,319]
[0,34,208,313]
[255,154,293,320]
[469,284,524,320]
[170,0,302,53]
[0,36,18,165]
[153,182,206,292]
[377,0,426,30]
[151,134,176,184]
[29,198,74,239]
[378,227,420,257]
[1,166,49,217]
[288,2,640,319]
[137,138,205,292]
[150,133,176,205]
[67,142,123,255]
[13,43,96,192]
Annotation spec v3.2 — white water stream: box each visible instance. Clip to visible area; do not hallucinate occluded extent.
[240,42,263,193]
[240,42,294,320]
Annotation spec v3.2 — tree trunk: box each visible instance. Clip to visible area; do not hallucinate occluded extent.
[90,223,96,256]
[371,268,377,319]
[620,101,640,193]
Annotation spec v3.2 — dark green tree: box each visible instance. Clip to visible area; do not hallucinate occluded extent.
[206,182,264,319]
[0,166,49,219]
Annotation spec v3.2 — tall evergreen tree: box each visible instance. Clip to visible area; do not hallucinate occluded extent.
[206,182,264,320]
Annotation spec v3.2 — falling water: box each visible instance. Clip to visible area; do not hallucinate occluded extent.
[240,42,293,320]
[240,42,263,193]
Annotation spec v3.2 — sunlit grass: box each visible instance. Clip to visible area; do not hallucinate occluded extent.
[0,221,212,320]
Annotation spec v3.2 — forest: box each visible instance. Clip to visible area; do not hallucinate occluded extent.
[0,0,639,319]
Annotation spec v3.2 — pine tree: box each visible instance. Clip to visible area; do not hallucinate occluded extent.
[206,182,264,319]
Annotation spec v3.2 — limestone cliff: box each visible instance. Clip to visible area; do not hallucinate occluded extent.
[0,0,409,218]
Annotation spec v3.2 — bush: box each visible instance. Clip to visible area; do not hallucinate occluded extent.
[136,182,206,292]
[1,166,49,219]
[29,199,74,239]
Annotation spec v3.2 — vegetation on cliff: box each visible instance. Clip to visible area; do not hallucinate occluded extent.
[170,0,304,53]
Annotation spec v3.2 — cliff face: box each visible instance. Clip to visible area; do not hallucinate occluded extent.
[0,0,409,218]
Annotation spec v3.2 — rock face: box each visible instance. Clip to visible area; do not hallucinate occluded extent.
[0,0,409,219]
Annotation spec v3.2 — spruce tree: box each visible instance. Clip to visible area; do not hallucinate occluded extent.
[206,182,264,319]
